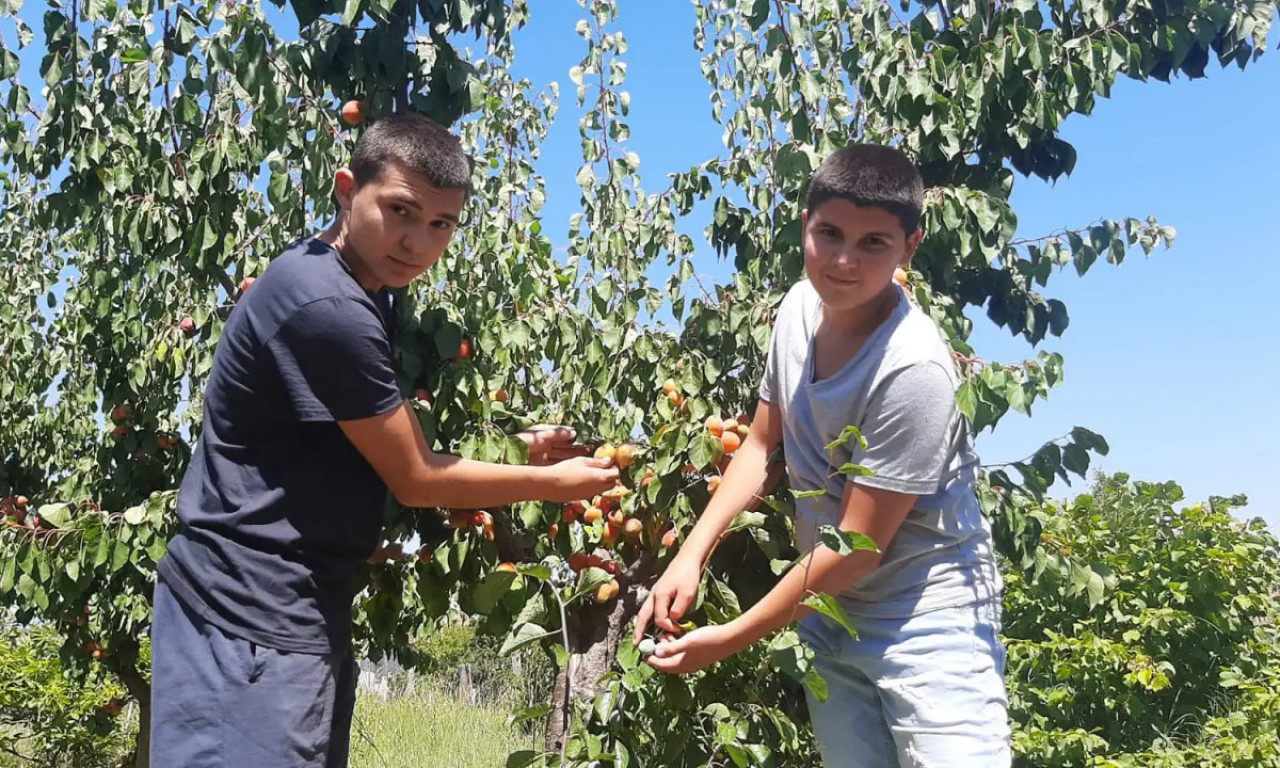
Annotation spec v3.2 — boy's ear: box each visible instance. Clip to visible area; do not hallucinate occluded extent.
[800,208,809,229]
[902,228,924,264]
[333,169,357,211]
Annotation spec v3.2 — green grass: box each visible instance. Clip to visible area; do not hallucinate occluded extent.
[349,690,539,768]
[1,686,536,767]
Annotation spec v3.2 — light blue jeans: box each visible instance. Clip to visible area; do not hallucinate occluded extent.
[797,599,1011,767]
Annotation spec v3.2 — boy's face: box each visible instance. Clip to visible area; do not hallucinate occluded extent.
[333,162,465,291]
[802,198,922,314]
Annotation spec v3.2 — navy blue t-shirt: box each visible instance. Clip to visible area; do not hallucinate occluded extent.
[158,237,405,654]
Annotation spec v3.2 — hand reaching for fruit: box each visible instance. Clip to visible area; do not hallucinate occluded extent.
[517,424,594,466]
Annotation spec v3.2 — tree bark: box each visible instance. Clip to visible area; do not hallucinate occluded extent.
[543,566,654,754]
[110,661,151,768]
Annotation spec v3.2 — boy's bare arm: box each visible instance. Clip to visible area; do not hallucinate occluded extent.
[339,401,619,509]
[709,483,915,654]
[635,399,783,640]
[678,399,785,566]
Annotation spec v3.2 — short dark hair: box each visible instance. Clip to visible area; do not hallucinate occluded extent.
[805,145,924,235]
[349,112,472,192]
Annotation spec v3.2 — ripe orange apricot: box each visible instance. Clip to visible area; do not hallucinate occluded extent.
[893,267,909,286]
[721,431,742,454]
[615,443,635,469]
[661,379,678,395]
[705,415,724,437]
[623,518,643,538]
[583,506,604,524]
[340,99,365,125]
[595,444,617,462]
[708,476,722,494]
[661,529,678,548]
[497,562,518,574]
[594,579,619,603]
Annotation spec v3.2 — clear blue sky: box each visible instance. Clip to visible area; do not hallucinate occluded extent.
[7,2,1277,530]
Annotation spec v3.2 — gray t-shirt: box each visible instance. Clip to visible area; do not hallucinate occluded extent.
[759,280,1002,618]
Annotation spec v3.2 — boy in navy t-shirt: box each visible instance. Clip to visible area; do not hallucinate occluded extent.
[149,113,619,767]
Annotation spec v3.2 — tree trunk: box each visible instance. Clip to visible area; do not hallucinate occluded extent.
[134,701,151,768]
[112,661,151,768]
[544,579,651,754]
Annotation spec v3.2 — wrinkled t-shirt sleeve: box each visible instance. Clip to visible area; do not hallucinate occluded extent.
[264,297,404,422]
[757,322,781,404]
[846,361,958,496]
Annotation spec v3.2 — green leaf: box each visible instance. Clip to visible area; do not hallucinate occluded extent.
[1086,570,1105,608]
[37,502,71,528]
[570,567,613,604]
[505,750,544,768]
[793,488,826,499]
[119,47,148,64]
[804,666,829,703]
[341,0,362,25]
[803,592,858,640]
[473,571,517,614]
[0,552,15,593]
[499,623,556,656]
[817,525,879,556]
[516,563,551,581]
[824,425,867,453]
[956,381,978,422]
[836,463,875,477]
[688,432,722,471]
[123,505,146,525]
[111,538,130,571]
[16,573,34,601]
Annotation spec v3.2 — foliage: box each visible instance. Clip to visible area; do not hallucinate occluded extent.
[0,0,1276,765]
[0,616,134,766]
[1005,474,1280,766]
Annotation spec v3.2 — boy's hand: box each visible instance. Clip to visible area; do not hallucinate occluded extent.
[634,554,702,643]
[541,455,620,501]
[517,425,592,466]
[646,624,736,675]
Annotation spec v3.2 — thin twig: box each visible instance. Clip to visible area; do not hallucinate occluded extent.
[980,431,1075,471]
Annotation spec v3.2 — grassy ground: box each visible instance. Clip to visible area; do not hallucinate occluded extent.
[1,689,536,768]
[348,689,538,768]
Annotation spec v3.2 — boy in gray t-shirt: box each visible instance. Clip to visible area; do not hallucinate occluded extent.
[637,145,1011,766]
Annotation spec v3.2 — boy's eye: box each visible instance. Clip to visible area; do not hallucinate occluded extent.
[431,219,455,231]
[390,204,409,217]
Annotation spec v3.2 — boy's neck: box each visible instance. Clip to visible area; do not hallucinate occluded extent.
[820,285,901,338]
[318,218,383,293]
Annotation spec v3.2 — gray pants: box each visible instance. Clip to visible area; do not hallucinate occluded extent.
[149,578,357,767]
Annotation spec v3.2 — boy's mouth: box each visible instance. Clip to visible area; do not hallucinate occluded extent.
[825,274,859,286]
[388,254,419,271]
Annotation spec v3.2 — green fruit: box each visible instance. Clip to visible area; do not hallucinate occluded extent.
[638,638,656,657]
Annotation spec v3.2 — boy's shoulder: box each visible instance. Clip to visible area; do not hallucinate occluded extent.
[879,300,960,383]
[227,237,392,350]
[256,237,365,304]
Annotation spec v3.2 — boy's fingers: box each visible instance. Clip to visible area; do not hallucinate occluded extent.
[634,597,654,644]
[651,589,673,633]
[653,635,688,658]
[663,590,692,631]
